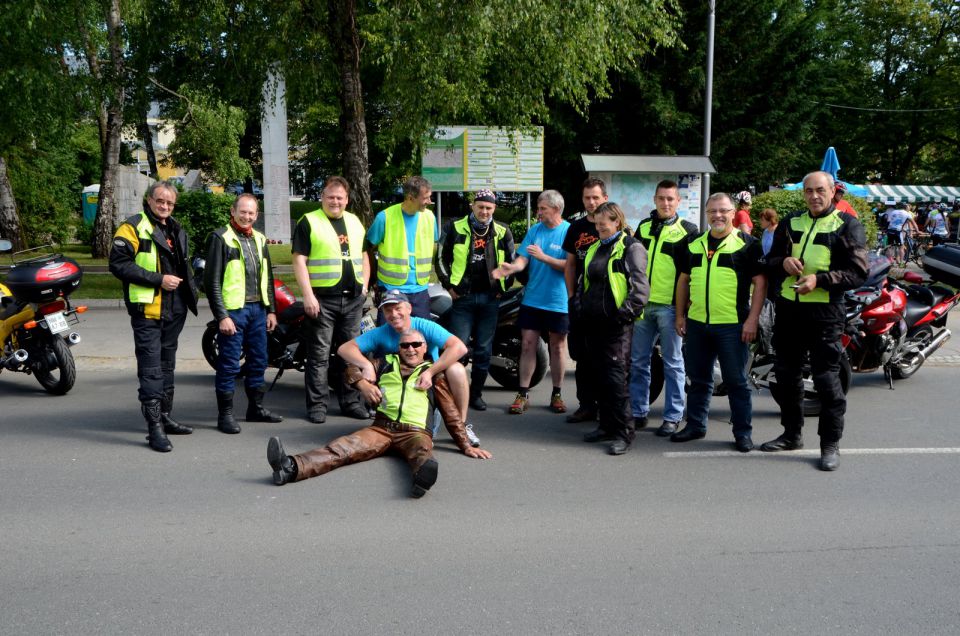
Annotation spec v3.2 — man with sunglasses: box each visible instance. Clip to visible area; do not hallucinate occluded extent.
[267,329,491,497]
[336,289,478,446]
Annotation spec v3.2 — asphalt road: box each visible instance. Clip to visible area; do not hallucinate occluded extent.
[2,308,959,635]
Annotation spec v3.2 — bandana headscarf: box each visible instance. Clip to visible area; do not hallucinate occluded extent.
[230,219,253,237]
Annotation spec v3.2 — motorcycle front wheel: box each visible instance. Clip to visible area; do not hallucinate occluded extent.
[201,324,221,370]
[34,336,76,395]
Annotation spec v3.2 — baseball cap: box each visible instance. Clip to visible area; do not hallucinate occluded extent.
[378,289,410,308]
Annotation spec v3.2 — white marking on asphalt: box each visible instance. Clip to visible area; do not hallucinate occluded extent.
[663,447,960,458]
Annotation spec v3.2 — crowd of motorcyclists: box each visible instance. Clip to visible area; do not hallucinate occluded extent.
[105,170,871,495]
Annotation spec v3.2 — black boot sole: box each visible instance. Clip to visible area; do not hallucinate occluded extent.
[411,458,439,498]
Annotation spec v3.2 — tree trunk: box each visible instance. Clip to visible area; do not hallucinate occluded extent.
[138,108,159,178]
[0,156,27,251]
[327,0,372,225]
[91,0,125,258]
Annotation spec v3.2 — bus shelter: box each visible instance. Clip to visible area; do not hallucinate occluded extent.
[580,154,717,230]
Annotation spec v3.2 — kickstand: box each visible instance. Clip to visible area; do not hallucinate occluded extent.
[883,365,894,390]
[268,367,285,392]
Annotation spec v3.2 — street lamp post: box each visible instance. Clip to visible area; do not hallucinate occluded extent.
[701,0,716,229]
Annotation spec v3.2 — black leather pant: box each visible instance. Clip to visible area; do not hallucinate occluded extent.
[772,300,847,443]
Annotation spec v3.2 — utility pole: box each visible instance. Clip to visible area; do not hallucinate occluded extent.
[701,0,716,229]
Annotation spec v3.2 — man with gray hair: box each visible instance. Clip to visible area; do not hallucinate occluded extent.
[109,180,198,452]
[760,170,868,471]
[493,189,571,415]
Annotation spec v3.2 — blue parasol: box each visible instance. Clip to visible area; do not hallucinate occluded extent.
[821,147,840,179]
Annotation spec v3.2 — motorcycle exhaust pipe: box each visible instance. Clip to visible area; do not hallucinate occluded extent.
[2,349,28,369]
[66,332,82,346]
[916,329,952,364]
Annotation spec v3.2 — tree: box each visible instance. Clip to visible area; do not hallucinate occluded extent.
[284,0,682,223]
[0,2,80,249]
[823,0,960,184]
[538,0,841,201]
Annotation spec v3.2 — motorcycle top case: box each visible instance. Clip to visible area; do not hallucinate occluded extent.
[5,256,83,303]
[922,244,960,289]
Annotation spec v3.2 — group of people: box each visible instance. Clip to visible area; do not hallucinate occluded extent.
[108,168,868,501]
[879,201,953,264]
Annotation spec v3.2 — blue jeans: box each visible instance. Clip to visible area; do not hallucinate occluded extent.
[630,303,685,422]
[215,303,269,393]
[447,291,499,378]
[683,320,752,437]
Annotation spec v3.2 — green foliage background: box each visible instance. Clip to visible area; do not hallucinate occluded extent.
[751,190,878,247]
[172,190,235,255]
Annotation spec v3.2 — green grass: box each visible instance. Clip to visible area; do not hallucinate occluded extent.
[55,243,292,267]
[75,273,124,299]
[73,272,300,299]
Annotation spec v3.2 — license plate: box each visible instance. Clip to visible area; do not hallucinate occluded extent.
[46,311,69,334]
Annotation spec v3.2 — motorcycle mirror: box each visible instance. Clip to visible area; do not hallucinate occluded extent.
[0,239,12,252]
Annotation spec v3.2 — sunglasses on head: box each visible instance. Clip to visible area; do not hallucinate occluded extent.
[399,341,425,349]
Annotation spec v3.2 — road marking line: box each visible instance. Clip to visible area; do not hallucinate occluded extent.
[662,447,960,458]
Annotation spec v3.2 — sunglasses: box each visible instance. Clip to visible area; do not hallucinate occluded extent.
[399,341,425,349]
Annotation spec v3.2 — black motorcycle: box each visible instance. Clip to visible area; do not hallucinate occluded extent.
[428,283,549,390]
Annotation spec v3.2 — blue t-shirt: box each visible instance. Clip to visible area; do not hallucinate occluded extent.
[353,316,452,361]
[365,208,440,293]
[518,221,570,313]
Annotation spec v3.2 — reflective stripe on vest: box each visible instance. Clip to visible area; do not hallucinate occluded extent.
[375,355,432,428]
[688,231,746,324]
[219,226,270,310]
[583,233,628,308]
[780,210,844,303]
[377,204,435,286]
[129,214,159,305]
[449,216,507,292]
[304,210,365,287]
[637,218,692,305]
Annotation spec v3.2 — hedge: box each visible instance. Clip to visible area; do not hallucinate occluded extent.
[750,189,878,247]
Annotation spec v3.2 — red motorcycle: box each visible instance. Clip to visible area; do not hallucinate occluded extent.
[845,247,960,386]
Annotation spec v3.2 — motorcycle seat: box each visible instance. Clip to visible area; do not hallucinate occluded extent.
[903,297,931,329]
[928,285,955,307]
[279,301,305,322]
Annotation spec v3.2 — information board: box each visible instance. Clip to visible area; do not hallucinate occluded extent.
[422,126,544,192]
[591,172,703,231]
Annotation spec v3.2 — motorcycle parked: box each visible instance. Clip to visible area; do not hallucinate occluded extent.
[428,283,549,390]
[0,240,87,394]
[199,275,548,391]
[846,246,960,385]
[199,275,371,389]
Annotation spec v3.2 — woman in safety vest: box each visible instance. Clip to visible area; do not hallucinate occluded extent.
[575,202,649,456]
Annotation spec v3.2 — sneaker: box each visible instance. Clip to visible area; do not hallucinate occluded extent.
[465,424,481,448]
[549,394,566,413]
[509,393,528,414]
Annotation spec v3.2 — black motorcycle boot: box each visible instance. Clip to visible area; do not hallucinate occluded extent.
[143,399,172,452]
[245,385,283,423]
[820,442,840,471]
[160,388,193,435]
[267,437,297,485]
[217,391,241,434]
[469,370,488,411]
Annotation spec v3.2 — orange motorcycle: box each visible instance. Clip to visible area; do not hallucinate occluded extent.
[0,239,87,394]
